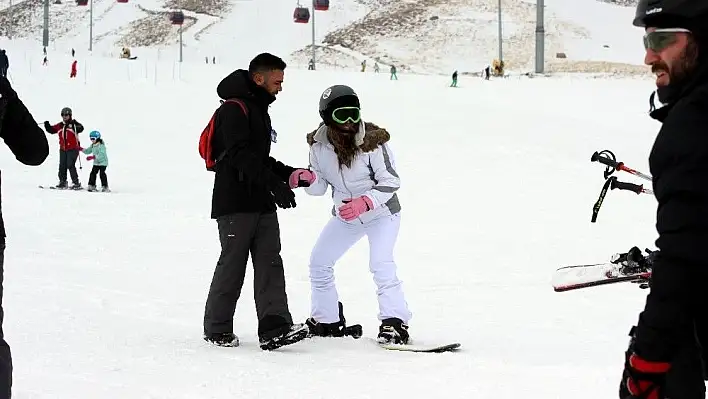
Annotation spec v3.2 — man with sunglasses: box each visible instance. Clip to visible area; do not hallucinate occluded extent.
[0,76,49,398]
[620,1,708,398]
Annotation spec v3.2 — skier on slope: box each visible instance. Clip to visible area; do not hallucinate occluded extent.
[298,85,412,345]
[619,1,708,398]
[43,107,84,189]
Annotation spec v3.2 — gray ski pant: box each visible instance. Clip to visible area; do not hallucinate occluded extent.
[203,212,293,335]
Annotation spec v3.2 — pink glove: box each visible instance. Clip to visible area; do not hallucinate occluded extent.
[338,196,373,221]
[288,169,316,189]
[86,156,95,161]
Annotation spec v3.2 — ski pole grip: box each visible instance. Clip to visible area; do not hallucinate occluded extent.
[611,180,643,194]
[591,151,618,168]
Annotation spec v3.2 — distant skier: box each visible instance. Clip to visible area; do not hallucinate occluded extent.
[374,62,380,73]
[361,60,366,72]
[42,56,48,66]
[308,58,314,70]
[390,65,397,80]
[43,107,84,189]
[0,50,8,78]
[302,85,412,344]
[484,66,491,80]
[81,131,109,192]
[71,48,75,57]
[450,70,458,87]
[70,60,77,78]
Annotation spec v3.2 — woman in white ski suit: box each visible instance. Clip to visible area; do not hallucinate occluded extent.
[296,85,412,344]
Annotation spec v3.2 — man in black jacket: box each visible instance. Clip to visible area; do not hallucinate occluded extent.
[203,53,314,351]
[620,1,708,399]
[0,77,49,397]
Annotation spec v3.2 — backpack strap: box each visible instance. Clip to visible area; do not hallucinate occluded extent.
[213,98,249,164]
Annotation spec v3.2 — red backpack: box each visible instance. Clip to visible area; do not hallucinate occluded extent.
[198,99,248,171]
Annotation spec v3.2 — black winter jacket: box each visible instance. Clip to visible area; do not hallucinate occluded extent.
[0,77,49,239]
[633,65,708,365]
[210,69,295,218]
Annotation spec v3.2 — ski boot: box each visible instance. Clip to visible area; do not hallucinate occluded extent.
[54,181,68,189]
[306,302,363,339]
[203,332,240,347]
[70,182,82,190]
[101,186,111,193]
[87,185,97,192]
[377,318,409,345]
[258,316,309,351]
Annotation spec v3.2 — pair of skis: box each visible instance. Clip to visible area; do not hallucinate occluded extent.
[554,150,654,292]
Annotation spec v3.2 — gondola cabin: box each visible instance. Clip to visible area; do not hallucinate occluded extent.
[170,11,185,25]
[314,0,329,11]
[116,0,128,3]
[76,0,88,6]
[293,6,310,23]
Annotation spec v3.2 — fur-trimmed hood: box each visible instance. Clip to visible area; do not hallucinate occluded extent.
[306,121,390,152]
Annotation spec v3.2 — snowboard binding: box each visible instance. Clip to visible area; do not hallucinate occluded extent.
[306,302,363,339]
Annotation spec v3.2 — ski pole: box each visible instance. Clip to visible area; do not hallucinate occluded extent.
[77,152,82,170]
[591,150,652,182]
[610,178,653,195]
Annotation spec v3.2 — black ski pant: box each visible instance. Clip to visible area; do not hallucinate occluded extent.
[663,332,706,399]
[0,69,6,79]
[88,165,107,187]
[203,212,293,336]
[58,149,79,185]
[0,241,12,399]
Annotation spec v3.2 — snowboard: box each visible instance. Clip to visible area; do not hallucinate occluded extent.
[376,340,461,353]
[552,262,651,292]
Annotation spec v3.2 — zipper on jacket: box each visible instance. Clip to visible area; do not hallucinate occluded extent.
[340,167,364,224]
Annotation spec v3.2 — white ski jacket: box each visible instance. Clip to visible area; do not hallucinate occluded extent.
[305,121,401,224]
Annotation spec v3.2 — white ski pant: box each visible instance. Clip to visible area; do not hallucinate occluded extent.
[309,213,412,324]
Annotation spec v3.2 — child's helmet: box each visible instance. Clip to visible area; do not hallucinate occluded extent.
[318,85,360,126]
[61,107,72,116]
[89,131,101,140]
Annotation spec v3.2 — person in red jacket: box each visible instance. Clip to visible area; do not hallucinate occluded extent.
[43,107,84,189]
[70,60,77,78]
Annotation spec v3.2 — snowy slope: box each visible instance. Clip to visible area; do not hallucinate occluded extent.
[0,43,664,397]
[0,0,647,74]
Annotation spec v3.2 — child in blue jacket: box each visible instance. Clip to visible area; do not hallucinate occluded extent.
[82,130,109,192]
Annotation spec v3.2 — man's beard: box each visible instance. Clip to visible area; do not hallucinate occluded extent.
[655,38,700,104]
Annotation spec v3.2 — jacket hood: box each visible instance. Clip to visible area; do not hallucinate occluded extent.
[306,121,390,152]
[216,69,275,105]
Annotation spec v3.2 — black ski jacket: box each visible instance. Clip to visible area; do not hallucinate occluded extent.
[0,77,49,239]
[210,69,295,218]
[633,63,708,366]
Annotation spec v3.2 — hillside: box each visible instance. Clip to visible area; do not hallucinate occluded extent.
[0,0,648,74]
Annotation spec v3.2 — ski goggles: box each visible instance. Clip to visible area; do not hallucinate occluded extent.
[643,28,691,52]
[331,107,361,124]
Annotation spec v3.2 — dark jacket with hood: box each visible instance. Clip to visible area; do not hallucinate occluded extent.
[210,69,295,218]
[0,76,49,239]
[632,22,708,369]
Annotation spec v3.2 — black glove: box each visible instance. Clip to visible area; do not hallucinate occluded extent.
[44,121,52,131]
[619,327,670,399]
[265,171,296,209]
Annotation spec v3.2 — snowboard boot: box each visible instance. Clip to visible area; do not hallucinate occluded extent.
[258,315,308,351]
[377,318,410,345]
[306,302,362,339]
[87,185,97,192]
[203,332,240,347]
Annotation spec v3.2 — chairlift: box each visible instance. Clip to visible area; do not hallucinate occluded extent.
[170,11,185,25]
[293,6,310,23]
[314,0,329,11]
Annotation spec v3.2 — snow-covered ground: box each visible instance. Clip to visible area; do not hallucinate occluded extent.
[0,40,665,397]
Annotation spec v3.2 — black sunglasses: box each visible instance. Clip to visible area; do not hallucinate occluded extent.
[643,28,691,52]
